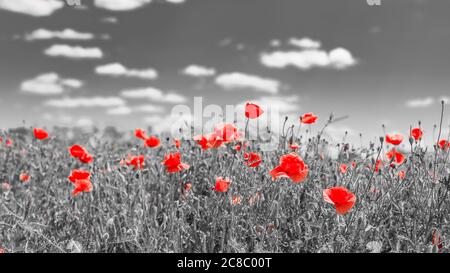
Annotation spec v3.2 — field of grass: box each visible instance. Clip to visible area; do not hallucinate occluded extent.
[0,112,449,253]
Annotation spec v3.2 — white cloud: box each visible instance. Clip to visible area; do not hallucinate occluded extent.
[165,0,185,3]
[143,113,193,134]
[95,63,158,80]
[21,72,83,95]
[0,0,64,17]
[288,37,321,49]
[182,65,216,77]
[270,39,281,47]
[135,104,165,113]
[120,87,186,103]
[44,44,103,59]
[75,117,94,127]
[101,16,118,24]
[328,48,357,69]
[107,106,132,115]
[237,95,300,114]
[261,47,356,70]
[60,78,83,88]
[215,72,280,94]
[94,0,151,11]
[45,96,126,108]
[106,104,165,116]
[25,29,94,41]
[405,97,435,108]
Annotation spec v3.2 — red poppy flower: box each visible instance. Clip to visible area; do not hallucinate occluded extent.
[386,148,406,165]
[351,162,357,169]
[0,136,2,143]
[162,152,190,173]
[339,163,348,174]
[300,112,318,124]
[134,128,147,140]
[243,152,262,168]
[19,173,30,182]
[245,103,264,119]
[145,136,160,148]
[5,139,12,146]
[214,177,231,192]
[69,145,93,164]
[68,169,91,183]
[411,128,423,141]
[126,155,145,170]
[398,170,406,180]
[193,134,209,150]
[385,133,403,146]
[184,183,192,192]
[234,144,241,151]
[72,179,93,197]
[194,133,223,150]
[214,123,241,142]
[374,159,383,172]
[69,145,87,158]
[174,139,181,148]
[289,143,299,150]
[33,128,49,140]
[270,152,309,183]
[438,139,449,150]
[323,186,356,215]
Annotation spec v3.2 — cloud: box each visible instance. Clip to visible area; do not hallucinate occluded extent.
[143,113,193,134]
[107,104,165,116]
[24,28,95,41]
[21,72,83,95]
[75,117,94,127]
[45,96,126,108]
[101,16,118,24]
[270,39,281,47]
[44,44,103,59]
[288,37,321,49]
[120,87,186,103]
[182,65,216,77]
[94,0,152,11]
[261,47,356,70]
[215,72,280,94]
[0,0,64,17]
[107,106,132,115]
[134,104,165,113]
[237,95,301,114]
[95,63,158,80]
[165,0,185,3]
[405,97,435,108]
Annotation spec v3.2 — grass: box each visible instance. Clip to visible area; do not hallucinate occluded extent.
[0,119,449,253]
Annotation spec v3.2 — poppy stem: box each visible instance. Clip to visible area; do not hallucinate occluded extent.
[245,118,249,140]
[433,101,445,184]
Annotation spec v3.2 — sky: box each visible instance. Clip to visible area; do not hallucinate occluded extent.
[0,0,450,145]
